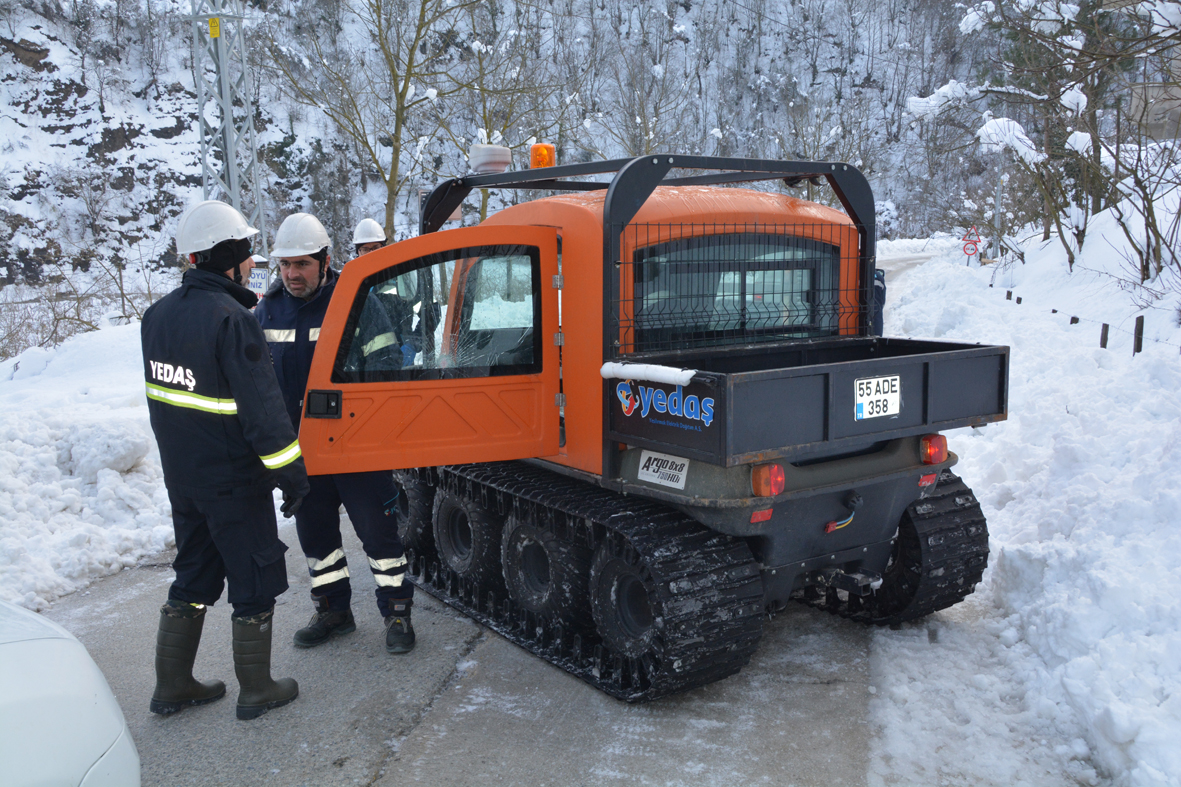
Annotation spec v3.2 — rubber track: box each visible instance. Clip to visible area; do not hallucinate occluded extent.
[406,461,765,702]
[799,469,989,625]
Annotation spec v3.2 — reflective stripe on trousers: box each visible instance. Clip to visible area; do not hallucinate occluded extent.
[369,555,407,588]
[308,548,349,588]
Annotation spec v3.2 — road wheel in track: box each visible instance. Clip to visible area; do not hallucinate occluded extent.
[394,473,437,563]
[588,538,663,658]
[501,514,591,627]
[432,490,505,594]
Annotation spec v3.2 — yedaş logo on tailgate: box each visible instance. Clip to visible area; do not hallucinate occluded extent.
[616,380,715,427]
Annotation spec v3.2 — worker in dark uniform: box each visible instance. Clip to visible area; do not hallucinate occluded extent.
[254,212,416,654]
[352,218,428,368]
[143,200,309,721]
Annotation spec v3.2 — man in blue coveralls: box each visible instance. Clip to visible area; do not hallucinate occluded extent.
[254,212,416,654]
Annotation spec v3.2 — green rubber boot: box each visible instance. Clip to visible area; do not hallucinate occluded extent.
[232,608,299,721]
[149,600,226,715]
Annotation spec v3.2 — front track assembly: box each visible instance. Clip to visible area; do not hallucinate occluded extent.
[404,462,765,702]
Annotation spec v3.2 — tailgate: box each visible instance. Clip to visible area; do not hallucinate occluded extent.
[606,338,1009,466]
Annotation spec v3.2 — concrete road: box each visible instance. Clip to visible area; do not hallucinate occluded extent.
[877,253,936,278]
[45,517,872,787]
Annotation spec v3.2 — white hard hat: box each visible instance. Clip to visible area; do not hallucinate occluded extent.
[271,213,330,258]
[353,218,386,245]
[175,200,259,256]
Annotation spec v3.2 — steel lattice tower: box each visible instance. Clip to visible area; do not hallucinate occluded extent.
[188,0,268,254]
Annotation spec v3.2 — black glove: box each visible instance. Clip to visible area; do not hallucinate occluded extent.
[275,465,310,519]
[280,488,304,517]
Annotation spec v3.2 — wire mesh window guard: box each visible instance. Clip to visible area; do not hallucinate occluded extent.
[617,224,861,355]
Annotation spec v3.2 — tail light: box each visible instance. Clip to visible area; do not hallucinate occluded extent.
[920,434,948,465]
[751,463,786,497]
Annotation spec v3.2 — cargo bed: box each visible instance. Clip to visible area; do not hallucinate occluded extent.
[606,337,1009,466]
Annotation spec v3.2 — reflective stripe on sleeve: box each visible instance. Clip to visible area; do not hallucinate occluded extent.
[362,332,397,356]
[260,439,301,469]
[146,383,237,414]
[264,329,296,342]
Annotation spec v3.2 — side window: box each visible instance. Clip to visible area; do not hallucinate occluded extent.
[333,245,542,383]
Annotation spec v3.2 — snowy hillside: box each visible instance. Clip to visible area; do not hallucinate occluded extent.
[2,222,1180,786]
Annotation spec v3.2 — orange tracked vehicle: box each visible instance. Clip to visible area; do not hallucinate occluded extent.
[299,155,1008,700]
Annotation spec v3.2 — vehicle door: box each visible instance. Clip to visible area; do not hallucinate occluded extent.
[300,225,560,474]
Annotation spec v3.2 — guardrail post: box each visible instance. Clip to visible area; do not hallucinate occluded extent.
[1100,324,1109,348]
[1134,316,1144,355]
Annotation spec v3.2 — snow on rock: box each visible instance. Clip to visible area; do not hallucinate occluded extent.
[1061,86,1088,115]
[906,79,978,121]
[871,240,1181,787]
[977,117,1046,165]
[1067,130,1094,156]
[0,324,173,611]
[959,2,996,35]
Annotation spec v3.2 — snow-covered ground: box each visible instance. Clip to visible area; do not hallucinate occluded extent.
[1,229,1179,786]
[870,234,1181,787]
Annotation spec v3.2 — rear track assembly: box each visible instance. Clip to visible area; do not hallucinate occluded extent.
[799,469,989,625]
[405,462,765,702]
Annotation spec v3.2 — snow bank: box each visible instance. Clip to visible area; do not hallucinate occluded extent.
[0,325,173,610]
[871,240,1181,787]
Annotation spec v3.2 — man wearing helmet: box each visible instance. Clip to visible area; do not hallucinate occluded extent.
[352,217,386,257]
[141,200,308,721]
[254,212,416,656]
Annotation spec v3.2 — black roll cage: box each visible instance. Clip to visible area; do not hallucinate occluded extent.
[419,155,878,481]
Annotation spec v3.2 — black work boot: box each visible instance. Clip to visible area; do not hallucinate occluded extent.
[383,601,415,654]
[292,595,355,648]
[149,600,226,715]
[232,608,299,721]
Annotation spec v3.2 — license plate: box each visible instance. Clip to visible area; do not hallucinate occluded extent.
[855,375,900,420]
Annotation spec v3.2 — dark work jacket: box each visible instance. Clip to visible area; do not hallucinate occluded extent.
[253,267,337,431]
[253,267,402,431]
[141,268,304,499]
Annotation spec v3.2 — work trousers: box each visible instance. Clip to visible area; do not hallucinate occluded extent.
[167,488,289,617]
[295,471,412,617]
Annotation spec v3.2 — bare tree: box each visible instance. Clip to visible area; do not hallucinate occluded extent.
[583,1,696,158]
[434,2,577,219]
[267,0,481,234]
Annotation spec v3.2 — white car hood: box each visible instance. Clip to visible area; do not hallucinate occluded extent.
[0,598,74,644]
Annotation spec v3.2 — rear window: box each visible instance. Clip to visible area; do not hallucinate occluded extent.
[627,232,842,353]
